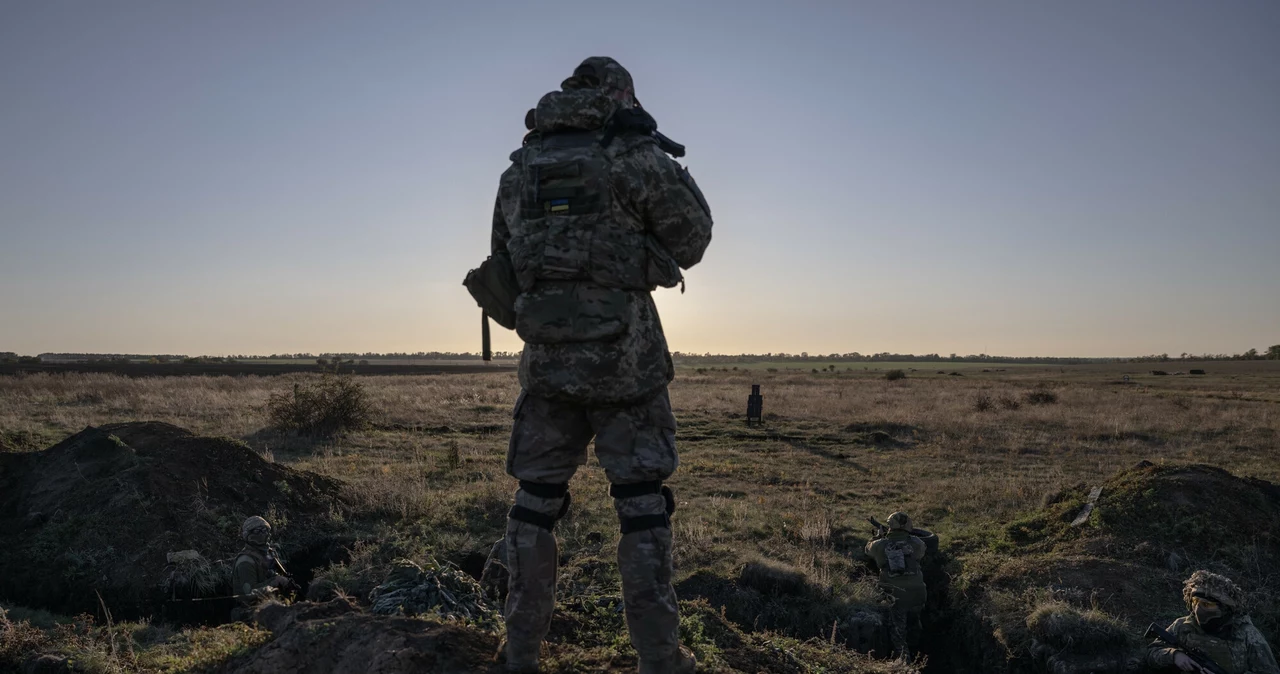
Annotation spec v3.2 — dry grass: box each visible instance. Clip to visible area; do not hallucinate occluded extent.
[2,361,1279,671]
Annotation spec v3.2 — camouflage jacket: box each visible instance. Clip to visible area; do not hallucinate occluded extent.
[865,530,928,605]
[491,88,713,406]
[1147,614,1279,674]
[232,546,282,599]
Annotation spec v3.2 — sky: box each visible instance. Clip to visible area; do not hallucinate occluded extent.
[1,0,1277,358]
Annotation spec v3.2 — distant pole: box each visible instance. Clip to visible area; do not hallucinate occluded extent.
[747,384,763,426]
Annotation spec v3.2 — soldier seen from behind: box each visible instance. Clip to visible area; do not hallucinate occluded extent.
[230,515,296,620]
[1146,570,1278,674]
[487,56,713,673]
[865,511,929,660]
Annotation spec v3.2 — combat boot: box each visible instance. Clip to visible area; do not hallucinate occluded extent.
[499,638,540,673]
[638,645,696,674]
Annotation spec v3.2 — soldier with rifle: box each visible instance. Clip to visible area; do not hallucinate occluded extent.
[864,511,929,660]
[230,516,297,620]
[467,56,713,674]
[1146,570,1277,674]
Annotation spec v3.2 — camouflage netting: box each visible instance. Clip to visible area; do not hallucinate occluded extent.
[368,558,502,629]
[0,422,352,620]
[941,462,1280,674]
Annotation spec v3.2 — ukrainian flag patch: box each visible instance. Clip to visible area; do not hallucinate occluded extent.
[548,198,570,213]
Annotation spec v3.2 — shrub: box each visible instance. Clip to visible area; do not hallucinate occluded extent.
[998,395,1021,410]
[974,393,994,412]
[267,374,374,437]
[1025,389,1059,405]
[1026,600,1130,653]
[885,369,906,381]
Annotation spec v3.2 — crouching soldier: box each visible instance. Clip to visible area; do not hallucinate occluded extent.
[230,515,296,621]
[1147,570,1278,674]
[864,511,928,660]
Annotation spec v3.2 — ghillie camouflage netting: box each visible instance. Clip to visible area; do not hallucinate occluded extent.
[369,558,502,629]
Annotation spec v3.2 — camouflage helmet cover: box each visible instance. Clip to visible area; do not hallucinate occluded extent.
[240,515,270,539]
[1183,570,1243,609]
[886,511,913,532]
[561,57,635,101]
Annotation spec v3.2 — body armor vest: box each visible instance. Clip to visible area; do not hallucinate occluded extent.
[1181,627,1244,674]
[884,539,922,577]
[507,130,678,295]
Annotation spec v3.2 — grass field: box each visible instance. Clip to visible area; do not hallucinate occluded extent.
[2,362,1278,672]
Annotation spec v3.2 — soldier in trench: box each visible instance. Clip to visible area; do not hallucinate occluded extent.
[865,511,929,660]
[1147,570,1278,674]
[229,515,296,620]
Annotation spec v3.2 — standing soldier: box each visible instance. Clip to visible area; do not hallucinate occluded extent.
[489,56,713,673]
[230,515,295,620]
[864,511,928,660]
[1146,570,1278,673]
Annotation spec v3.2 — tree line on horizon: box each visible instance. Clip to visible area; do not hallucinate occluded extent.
[8,345,1280,366]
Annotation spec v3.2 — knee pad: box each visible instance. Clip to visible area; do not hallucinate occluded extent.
[609,480,675,534]
[508,480,571,531]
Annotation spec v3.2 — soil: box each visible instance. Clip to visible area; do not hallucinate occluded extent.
[937,461,1280,674]
[223,598,502,674]
[225,596,920,674]
[0,422,352,621]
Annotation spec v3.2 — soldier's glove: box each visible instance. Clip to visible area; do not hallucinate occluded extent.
[251,587,278,601]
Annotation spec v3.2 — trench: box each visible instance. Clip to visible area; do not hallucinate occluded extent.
[156,536,353,628]
[671,533,1013,674]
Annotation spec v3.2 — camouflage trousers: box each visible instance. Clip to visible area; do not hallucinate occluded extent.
[888,605,923,660]
[503,388,682,665]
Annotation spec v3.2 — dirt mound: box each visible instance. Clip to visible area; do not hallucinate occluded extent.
[227,597,921,674]
[1008,462,1280,563]
[0,422,351,620]
[223,598,501,674]
[942,462,1280,674]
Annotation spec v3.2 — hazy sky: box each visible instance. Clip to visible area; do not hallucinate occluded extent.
[2,1,1277,357]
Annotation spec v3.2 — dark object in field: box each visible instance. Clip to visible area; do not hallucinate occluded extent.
[973,393,994,412]
[1150,370,1169,375]
[949,371,963,376]
[1190,369,1206,375]
[1024,389,1059,405]
[885,369,906,381]
[746,384,763,426]
[1145,622,1230,674]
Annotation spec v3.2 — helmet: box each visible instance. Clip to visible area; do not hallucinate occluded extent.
[561,57,635,104]
[240,516,271,540]
[886,512,913,532]
[1183,570,1243,609]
